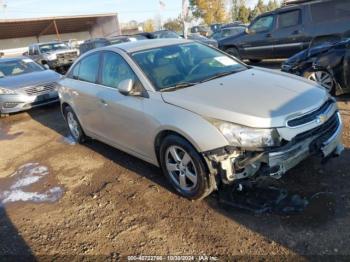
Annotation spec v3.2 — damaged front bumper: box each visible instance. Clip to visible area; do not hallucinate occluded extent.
[204,112,344,184]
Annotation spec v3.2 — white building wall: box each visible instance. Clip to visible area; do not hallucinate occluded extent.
[90,15,121,38]
[0,14,120,57]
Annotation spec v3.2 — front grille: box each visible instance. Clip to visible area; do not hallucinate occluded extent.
[293,112,339,144]
[287,99,334,127]
[56,52,77,60]
[3,102,20,108]
[24,83,57,96]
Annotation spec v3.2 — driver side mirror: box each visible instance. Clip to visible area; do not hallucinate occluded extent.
[118,78,145,97]
[43,64,50,70]
[118,79,134,96]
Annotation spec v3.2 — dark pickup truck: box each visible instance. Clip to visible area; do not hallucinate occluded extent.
[218,0,350,62]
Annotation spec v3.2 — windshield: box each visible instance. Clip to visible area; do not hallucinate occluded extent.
[132,42,247,90]
[39,43,69,53]
[0,59,44,77]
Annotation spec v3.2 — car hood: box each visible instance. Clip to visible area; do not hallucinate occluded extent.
[0,70,61,89]
[44,49,77,56]
[161,68,328,128]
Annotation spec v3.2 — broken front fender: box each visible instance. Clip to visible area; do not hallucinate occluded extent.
[203,113,344,184]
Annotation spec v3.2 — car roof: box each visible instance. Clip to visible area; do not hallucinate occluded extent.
[106,38,192,53]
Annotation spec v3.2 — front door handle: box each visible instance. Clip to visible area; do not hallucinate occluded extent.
[266,33,272,38]
[100,99,108,107]
[292,30,301,35]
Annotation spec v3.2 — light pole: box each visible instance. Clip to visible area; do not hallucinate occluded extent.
[182,0,190,38]
[0,0,7,18]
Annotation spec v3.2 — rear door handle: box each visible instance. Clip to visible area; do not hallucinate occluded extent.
[266,33,272,38]
[292,30,301,35]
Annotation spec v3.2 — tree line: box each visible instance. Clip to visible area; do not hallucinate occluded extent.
[191,0,281,24]
[163,0,281,32]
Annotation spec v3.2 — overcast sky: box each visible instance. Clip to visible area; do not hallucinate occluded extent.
[0,0,272,23]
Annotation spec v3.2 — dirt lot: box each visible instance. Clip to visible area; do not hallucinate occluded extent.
[0,66,350,259]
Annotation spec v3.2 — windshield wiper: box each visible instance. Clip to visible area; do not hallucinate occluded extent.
[200,69,243,83]
[161,82,198,92]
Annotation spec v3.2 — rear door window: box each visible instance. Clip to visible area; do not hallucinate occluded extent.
[311,0,350,23]
[78,53,100,83]
[278,10,301,28]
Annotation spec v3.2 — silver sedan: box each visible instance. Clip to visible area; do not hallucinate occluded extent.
[59,39,343,200]
[0,57,61,117]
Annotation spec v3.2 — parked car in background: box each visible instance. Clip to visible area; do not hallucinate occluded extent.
[109,35,148,44]
[79,38,111,55]
[79,35,148,55]
[137,30,182,39]
[219,0,350,62]
[190,26,211,37]
[186,33,218,47]
[59,39,343,200]
[221,21,246,28]
[27,42,78,71]
[211,26,246,41]
[63,39,80,50]
[0,57,61,117]
[210,23,223,33]
[282,37,350,95]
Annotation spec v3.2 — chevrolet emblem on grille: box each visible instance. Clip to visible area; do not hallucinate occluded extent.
[316,114,327,124]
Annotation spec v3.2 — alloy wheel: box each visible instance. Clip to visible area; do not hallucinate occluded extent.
[307,71,334,93]
[67,111,80,140]
[165,146,198,191]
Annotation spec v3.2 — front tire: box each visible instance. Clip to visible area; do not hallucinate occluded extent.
[159,135,213,200]
[64,106,86,143]
[225,47,241,60]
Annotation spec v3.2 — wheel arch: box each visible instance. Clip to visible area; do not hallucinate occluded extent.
[223,44,239,53]
[60,102,71,120]
[154,129,202,166]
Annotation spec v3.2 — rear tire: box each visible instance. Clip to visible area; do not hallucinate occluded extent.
[63,106,86,143]
[159,135,213,200]
[225,47,241,60]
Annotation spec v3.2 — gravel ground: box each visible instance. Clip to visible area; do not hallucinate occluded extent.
[0,62,349,260]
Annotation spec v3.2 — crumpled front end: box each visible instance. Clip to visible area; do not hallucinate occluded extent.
[203,100,344,184]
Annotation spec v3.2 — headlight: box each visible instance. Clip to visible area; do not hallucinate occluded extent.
[47,54,57,61]
[213,120,281,148]
[0,87,16,95]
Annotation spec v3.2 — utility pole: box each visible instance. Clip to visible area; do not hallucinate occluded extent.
[0,0,7,18]
[182,0,190,38]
